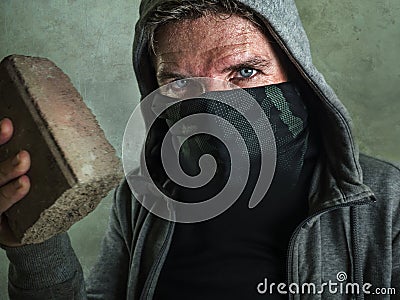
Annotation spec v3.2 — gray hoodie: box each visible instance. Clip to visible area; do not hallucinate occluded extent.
[3,0,400,299]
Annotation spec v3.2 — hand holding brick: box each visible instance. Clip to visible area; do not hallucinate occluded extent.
[0,118,31,247]
[0,55,123,245]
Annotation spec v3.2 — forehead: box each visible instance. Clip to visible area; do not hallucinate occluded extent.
[153,14,269,58]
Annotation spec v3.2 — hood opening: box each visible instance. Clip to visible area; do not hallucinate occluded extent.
[132,0,375,210]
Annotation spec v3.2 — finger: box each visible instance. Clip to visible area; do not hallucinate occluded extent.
[0,118,14,145]
[0,150,31,186]
[0,175,30,214]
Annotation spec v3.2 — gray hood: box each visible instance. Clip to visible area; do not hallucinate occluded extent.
[132,0,376,212]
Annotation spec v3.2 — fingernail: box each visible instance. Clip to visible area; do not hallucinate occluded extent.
[15,177,22,189]
[12,154,20,166]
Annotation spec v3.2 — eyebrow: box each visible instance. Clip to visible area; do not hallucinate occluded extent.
[156,71,187,84]
[156,56,274,84]
[221,57,273,73]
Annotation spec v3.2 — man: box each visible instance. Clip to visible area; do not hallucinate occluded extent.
[0,0,399,299]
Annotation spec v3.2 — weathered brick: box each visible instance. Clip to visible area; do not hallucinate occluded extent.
[0,55,123,244]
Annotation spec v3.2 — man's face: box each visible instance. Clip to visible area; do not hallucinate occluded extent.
[153,14,288,91]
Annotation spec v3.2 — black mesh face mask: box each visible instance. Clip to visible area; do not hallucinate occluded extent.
[154,81,311,203]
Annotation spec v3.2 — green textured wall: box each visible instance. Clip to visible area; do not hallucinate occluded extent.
[0,1,140,297]
[297,0,400,162]
[0,0,399,298]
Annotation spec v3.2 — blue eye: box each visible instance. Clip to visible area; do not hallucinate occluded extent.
[239,68,256,78]
[161,79,194,98]
[174,79,189,88]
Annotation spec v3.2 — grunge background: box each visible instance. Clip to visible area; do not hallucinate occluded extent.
[0,0,399,297]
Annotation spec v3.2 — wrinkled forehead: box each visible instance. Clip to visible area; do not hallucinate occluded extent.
[153,14,269,57]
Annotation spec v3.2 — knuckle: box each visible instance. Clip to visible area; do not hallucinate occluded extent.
[14,152,31,173]
[0,120,13,144]
[0,154,30,187]
[14,162,29,174]
[16,184,30,198]
[0,166,7,182]
[0,186,10,202]
[0,180,26,213]
[0,160,16,186]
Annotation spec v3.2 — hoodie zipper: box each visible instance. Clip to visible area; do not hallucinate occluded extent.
[286,196,376,300]
[139,220,174,300]
[351,206,364,300]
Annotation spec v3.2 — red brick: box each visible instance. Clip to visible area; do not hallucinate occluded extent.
[0,55,123,244]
